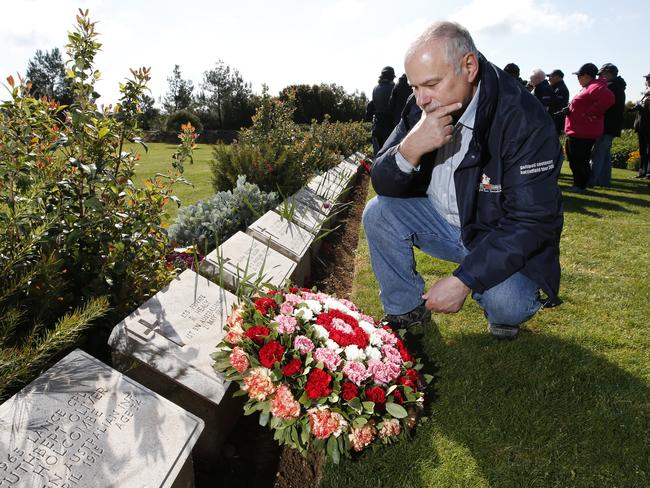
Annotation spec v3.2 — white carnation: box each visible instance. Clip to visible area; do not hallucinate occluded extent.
[312,324,330,341]
[326,339,343,352]
[294,306,314,322]
[324,299,351,315]
[344,345,366,362]
[369,331,384,347]
[359,320,376,335]
[364,346,382,362]
[303,299,322,314]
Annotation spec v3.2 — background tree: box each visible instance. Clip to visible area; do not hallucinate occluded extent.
[138,93,162,130]
[279,83,368,124]
[25,47,73,105]
[162,64,194,113]
[196,60,255,130]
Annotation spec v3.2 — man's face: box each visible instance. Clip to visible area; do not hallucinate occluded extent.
[577,74,593,87]
[646,77,650,88]
[548,74,560,86]
[405,40,477,118]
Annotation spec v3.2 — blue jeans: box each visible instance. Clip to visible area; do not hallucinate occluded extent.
[362,196,542,327]
[589,134,614,187]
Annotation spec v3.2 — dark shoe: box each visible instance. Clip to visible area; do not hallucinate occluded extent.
[633,174,646,179]
[382,303,431,336]
[488,324,519,340]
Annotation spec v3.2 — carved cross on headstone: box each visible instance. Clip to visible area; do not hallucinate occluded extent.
[138,318,186,347]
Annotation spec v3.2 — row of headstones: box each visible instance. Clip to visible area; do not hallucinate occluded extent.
[0,153,366,488]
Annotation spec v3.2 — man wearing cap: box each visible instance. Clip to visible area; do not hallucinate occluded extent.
[563,63,615,192]
[632,73,650,178]
[364,21,563,340]
[547,69,570,135]
[370,66,396,156]
[589,63,627,187]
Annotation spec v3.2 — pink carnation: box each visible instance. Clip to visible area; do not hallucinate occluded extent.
[315,292,330,303]
[283,293,302,305]
[375,328,398,346]
[360,313,376,325]
[313,347,342,371]
[242,367,275,401]
[293,336,315,354]
[349,423,377,451]
[381,344,402,365]
[226,306,244,328]
[228,346,249,373]
[280,302,294,315]
[342,361,371,386]
[224,323,244,345]
[274,314,298,334]
[330,317,354,335]
[300,291,320,301]
[379,419,401,440]
[338,298,358,311]
[368,360,401,386]
[307,407,347,439]
[270,384,301,420]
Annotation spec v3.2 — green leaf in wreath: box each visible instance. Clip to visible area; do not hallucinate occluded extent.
[259,411,270,427]
[385,402,408,419]
[327,435,340,464]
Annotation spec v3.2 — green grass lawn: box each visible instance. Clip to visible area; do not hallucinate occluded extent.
[320,165,650,487]
[130,142,215,225]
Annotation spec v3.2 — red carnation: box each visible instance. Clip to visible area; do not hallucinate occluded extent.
[395,339,413,363]
[254,297,277,316]
[392,388,405,405]
[282,358,302,376]
[244,325,270,345]
[364,386,386,410]
[305,368,333,399]
[289,287,298,293]
[258,340,285,368]
[341,382,359,401]
[398,369,419,391]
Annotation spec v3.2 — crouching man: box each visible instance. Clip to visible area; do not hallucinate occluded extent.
[363,21,563,339]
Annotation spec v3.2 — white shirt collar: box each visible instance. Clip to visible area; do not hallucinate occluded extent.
[456,81,481,130]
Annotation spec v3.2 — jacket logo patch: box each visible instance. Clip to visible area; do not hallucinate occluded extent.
[478,174,502,193]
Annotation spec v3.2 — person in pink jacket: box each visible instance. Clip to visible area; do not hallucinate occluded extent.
[563,63,615,192]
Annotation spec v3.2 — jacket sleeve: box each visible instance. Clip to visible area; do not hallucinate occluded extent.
[453,116,563,293]
[370,98,424,197]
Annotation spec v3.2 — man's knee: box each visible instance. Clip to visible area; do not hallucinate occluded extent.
[362,196,382,237]
[478,288,540,326]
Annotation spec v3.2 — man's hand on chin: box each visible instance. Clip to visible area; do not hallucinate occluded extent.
[422,276,471,313]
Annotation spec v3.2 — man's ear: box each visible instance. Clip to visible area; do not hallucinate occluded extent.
[464,53,479,83]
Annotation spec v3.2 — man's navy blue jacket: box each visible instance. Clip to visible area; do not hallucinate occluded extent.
[371,55,564,305]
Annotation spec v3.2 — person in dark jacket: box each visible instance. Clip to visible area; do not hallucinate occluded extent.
[589,63,626,187]
[369,66,396,156]
[547,69,570,135]
[362,21,564,340]
[504,62,527,87]
[389,73,412,126]
[632,74,650,178]
[529,68,554,111]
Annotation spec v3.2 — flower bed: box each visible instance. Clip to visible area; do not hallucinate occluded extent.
[212,286,432,463]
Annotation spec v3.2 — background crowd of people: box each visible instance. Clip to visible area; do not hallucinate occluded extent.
[367,61,650,192]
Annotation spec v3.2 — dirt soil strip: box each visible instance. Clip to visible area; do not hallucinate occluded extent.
[272,172,370,488]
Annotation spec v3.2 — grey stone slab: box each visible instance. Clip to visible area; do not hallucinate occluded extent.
[306,173,347,203]
[0,349,203,488]
[246,210,314,263]
[200,231,297,291]
[108,269,236,406]
[293,186,336,217]
[277,189,331,234]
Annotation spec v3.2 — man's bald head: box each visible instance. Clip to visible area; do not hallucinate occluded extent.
[405,21,478,75]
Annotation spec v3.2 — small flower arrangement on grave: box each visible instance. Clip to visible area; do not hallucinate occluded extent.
[211,286,432,463]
